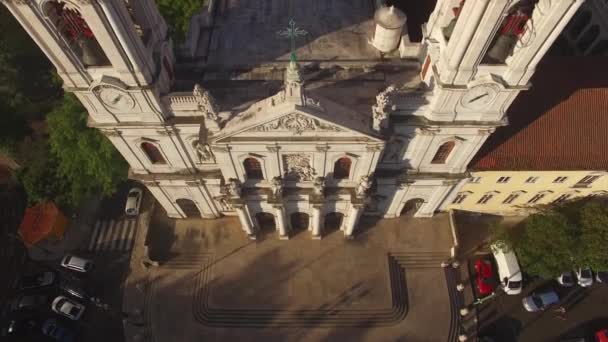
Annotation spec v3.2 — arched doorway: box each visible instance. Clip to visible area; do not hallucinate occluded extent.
[255,212,276,231]
[176,199,201,218]
[324,213,343,235]
[400,198,425,217]
[290,213,309,233]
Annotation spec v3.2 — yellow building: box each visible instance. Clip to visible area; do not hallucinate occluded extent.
[446,58,608,215]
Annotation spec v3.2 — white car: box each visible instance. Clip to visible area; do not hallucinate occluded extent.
[51,296,85,320]
[60,254,93,273]
[125,188,143,216]
[556,271,575,287]
[576,267,594,287]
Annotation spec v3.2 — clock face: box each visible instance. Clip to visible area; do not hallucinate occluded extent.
[98,86,135,111]
[461,84,499,110]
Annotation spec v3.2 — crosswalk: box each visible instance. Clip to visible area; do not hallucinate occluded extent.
[84,218,138,253]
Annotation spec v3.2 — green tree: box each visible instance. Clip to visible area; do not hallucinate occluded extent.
[16,140,66,205]
[579,202,608,270]
[156,0,206,43]
[46,95,128,206]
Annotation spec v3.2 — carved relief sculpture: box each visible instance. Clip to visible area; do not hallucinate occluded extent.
[193,140,215,163]
[356,175,373,197]
[226,178,242,198]
[283,154,315,181]
[254,113,342,135]
[193,84,219,123]
[372,85,398,131]
[313,176,325,196]
[271,176,283,198]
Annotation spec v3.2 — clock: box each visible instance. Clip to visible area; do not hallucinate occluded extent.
[460,84,499,110]
[97,86,135,111]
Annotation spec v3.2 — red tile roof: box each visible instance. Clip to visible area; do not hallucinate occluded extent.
[470,57,608,171]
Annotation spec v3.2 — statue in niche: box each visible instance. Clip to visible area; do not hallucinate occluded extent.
[356,175,373,197]
[381,137,404,162]
[226,178,242,198]
[271,176,283,198]
[313,177,325,197]
[193,83,219,122]
[193,140,214,163]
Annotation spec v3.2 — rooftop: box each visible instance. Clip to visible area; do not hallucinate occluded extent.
[470,57,608,171]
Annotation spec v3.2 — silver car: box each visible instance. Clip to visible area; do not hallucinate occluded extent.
[51,296,85,321]
[125,188,143,216]
[60,254,93,273]
[522,290,559,312]
[576,267,593,287]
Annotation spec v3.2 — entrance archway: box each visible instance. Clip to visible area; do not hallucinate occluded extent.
[324,212,343,235]
[400,198,425,217]
[255,212,276,231]
[176,198,202,218]
[290,212,309,232]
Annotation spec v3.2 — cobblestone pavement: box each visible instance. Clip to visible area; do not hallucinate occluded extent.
[123,210,465,342]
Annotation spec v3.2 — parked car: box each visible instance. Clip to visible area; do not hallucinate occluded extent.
[576,267,594,287]
[596,328,608,342]
[475,258,496,295]
[9,294,48,312]
[17,271,56,290]
[60,254,93,273]
[51,296,85,321]
[556,271,575,287]
[491,241,523,295]
[125,188,143,216]
[58,277,89,300]
[42,318,76,342]
[522,289,560,312]
[596,271,608,283]
[0,316,39,338]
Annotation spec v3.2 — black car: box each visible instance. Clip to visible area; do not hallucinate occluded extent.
[17,271,56,291]
[9,294,49,312]
[0,316,39,338]
[58,278,89,301]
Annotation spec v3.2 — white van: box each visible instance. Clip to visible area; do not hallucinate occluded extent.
[491,241,523,295]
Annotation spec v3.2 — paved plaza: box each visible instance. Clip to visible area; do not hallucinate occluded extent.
[125,212,463,342]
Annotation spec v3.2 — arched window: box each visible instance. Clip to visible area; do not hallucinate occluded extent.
[577,25,600,53]
[333,157,351,179]
[431,141,455,164]
[141,142,166,164]
[243,158,263,180]
[43,1,110,67]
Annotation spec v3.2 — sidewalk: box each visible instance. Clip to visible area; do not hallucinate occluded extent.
[28,197,101,261]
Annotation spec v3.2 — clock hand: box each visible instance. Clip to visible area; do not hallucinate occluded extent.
[469,93,489,103]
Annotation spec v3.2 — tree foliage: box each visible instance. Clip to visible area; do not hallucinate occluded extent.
[46,94,128,206]
[156,0,206,43]
[508,200,608,278]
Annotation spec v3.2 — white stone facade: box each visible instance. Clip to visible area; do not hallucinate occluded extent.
[2,0,584,239]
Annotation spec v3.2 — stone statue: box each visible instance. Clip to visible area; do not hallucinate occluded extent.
[226,178,242,198]
[372,85,398,131]
[356,175,373,197]
[271,176,283,198]
[313,176,325,196]
[193,84,219,122]
[194,140,214,163]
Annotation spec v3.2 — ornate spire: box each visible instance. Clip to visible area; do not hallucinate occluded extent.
[277,19,307,94]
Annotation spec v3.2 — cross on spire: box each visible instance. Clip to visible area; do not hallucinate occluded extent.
[277,19,308,63]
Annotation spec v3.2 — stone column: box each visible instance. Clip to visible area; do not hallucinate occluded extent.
[416,180,458,217]
[311,205,323,239]
[234,203,255,239]
[143,181,181,218]
[272,205,289,240]
[344,203,365,238]
[266,145,282,179]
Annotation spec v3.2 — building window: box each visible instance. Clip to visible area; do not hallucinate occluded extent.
[469,177,481,183]
[527,193,547,204]
[452,193,469,204]
[552,194,573,204]
[577,175,601,185]
[502,193,520,204]
[553,176,568,183]
[333,157,352,179]
[497,176,511,183]
[525,176,539,183]
[477,193,494,204]
[141,142,166,164]
[431,141,455,164]
[243,158,263,180]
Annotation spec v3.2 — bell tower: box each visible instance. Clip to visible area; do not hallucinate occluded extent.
[1,0,174,124]
[422,0,584,122]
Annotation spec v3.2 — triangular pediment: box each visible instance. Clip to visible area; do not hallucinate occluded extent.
[244,112,346,135]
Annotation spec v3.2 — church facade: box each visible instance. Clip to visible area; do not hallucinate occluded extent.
[1,0,583,239]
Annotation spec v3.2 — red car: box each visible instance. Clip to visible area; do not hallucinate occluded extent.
[475,258,496,295]
[596,328,608,342]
